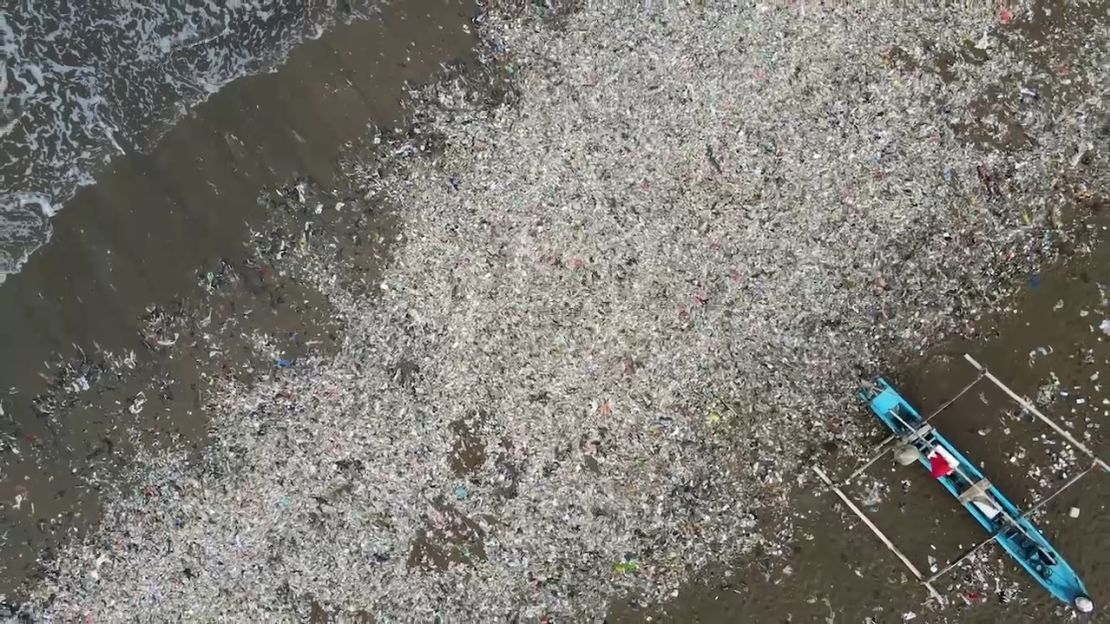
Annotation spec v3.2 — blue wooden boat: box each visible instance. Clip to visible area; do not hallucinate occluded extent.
[860,377,1094,613]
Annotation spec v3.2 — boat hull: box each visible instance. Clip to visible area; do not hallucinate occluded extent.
[861,377,1090,609]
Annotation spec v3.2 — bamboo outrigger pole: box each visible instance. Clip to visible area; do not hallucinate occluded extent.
[812,465,945,603]
[963,354,1110,473]
[924,460,1098,585]
[842,371,985,485]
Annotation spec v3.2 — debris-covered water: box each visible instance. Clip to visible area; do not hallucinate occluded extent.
[0,0,478,604]
[612,208,1110,623]
[1,0,1108,621]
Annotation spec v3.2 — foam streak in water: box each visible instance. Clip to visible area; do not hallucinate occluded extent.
[0,0,381,276]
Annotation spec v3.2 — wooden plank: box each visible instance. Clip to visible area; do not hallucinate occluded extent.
[963,354,1110,473]
[812,466,945,603]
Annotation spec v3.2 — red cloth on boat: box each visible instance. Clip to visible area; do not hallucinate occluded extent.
[929,453,955,478]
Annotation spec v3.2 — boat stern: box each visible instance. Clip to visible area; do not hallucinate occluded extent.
[1044,559,1094,614]
[1000,520,1094,614]
[1075,595,1095,613]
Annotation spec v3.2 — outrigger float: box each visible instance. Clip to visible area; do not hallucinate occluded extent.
[813,354,1108,613]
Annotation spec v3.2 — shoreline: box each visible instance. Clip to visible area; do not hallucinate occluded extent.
[0,1,393,279]
[0,0,478,602]
[3,1,1109,621]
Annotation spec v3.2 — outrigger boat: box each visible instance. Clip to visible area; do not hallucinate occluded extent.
[813,354,1108,613]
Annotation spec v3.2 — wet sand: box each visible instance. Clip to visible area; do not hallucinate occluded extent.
[0,0,477,599]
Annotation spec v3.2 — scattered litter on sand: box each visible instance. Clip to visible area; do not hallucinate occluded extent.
[17,1,1110,620]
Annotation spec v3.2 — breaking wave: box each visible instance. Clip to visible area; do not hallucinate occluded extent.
[0,0,379,277]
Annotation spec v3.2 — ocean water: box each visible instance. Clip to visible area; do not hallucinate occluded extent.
[0,0,380,279]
